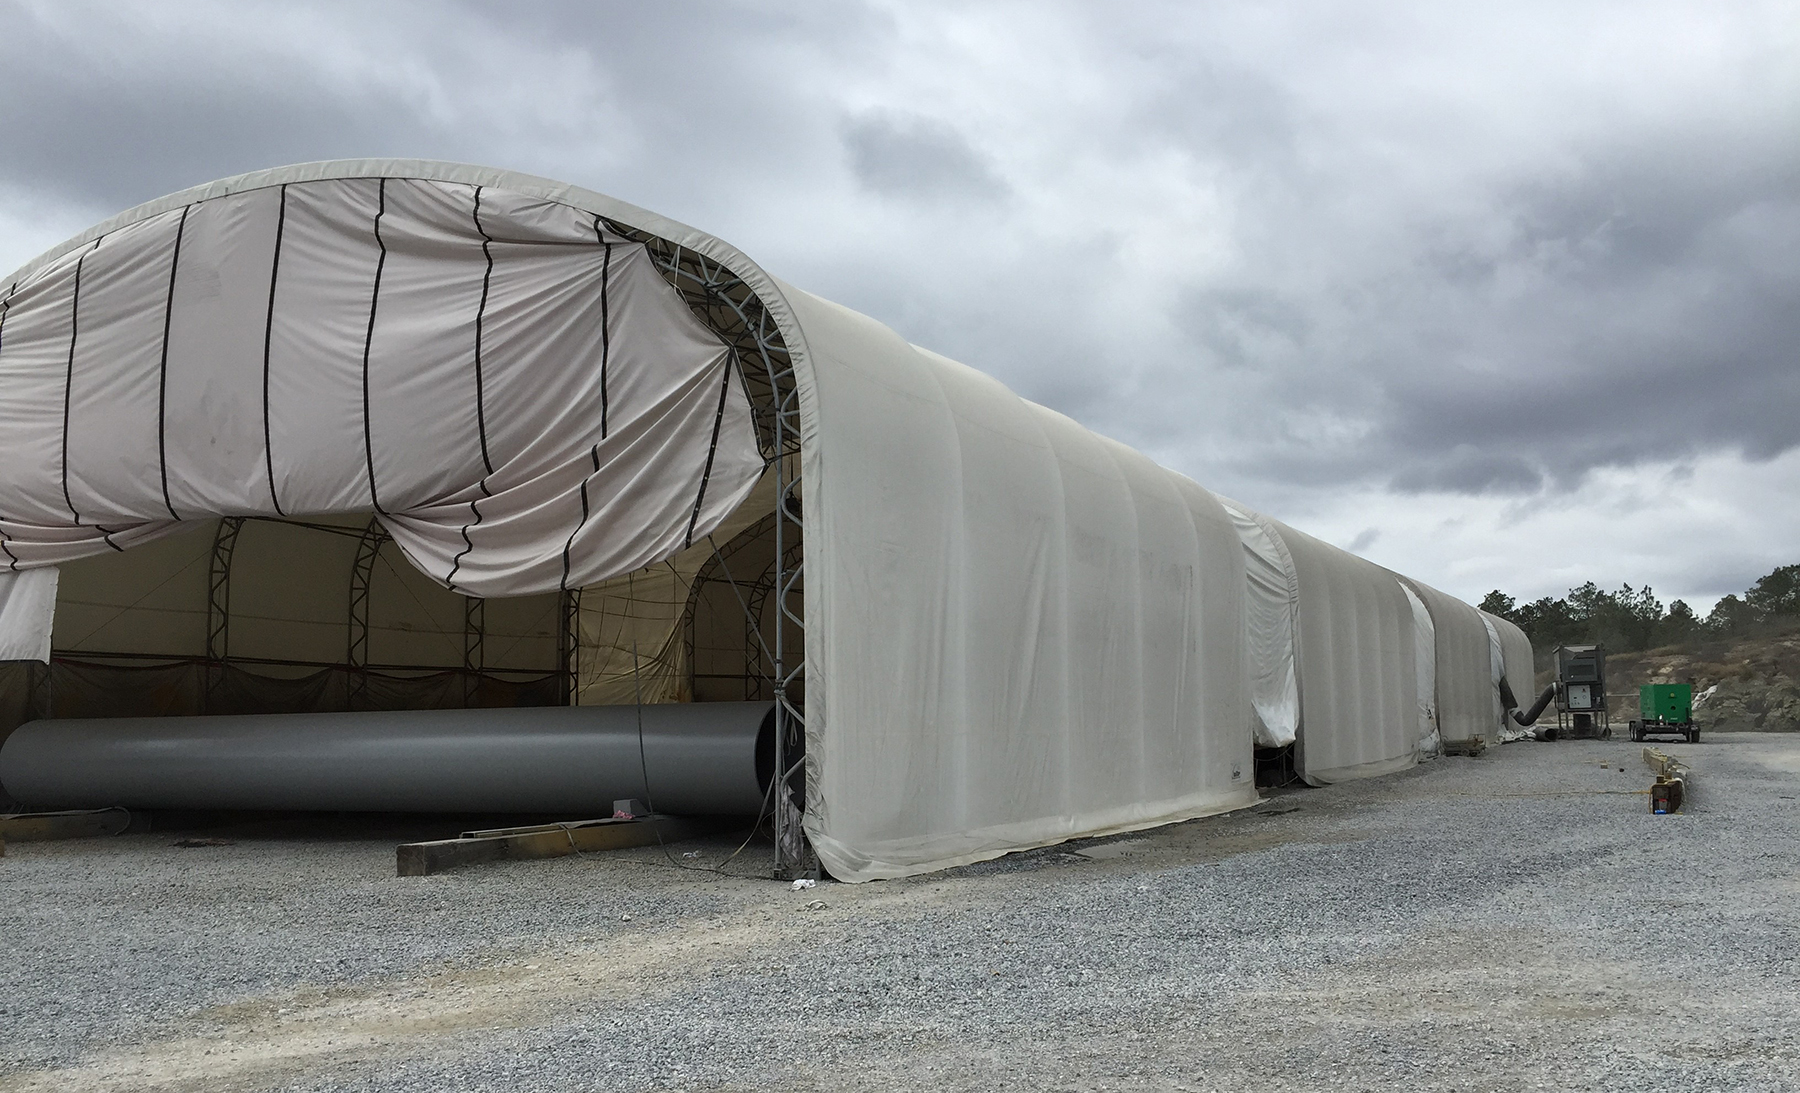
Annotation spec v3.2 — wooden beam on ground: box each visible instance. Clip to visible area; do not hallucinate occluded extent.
[1643,747,1690,814]
[396,815,733,877]
[0,808,132,842]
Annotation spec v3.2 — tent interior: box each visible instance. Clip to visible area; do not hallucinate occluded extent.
[0,482,799,812]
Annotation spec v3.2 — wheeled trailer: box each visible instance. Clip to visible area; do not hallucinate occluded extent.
[1628,683,1698,743]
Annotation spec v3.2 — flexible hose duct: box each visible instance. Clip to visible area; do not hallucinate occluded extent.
[0,703,776,815]
[1510,683,1559,727]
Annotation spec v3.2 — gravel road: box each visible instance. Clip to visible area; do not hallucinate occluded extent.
[2,733,1797,1092]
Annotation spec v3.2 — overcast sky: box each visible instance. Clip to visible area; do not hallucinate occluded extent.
[2,0,1795,611]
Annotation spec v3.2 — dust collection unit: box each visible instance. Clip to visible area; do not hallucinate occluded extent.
[0,161,1540,881]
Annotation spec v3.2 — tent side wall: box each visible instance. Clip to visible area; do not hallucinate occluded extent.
[1264,518,1418,785]
[1484,612,1538,719]
[784,285,1257,881]
[1402,577,1502,745]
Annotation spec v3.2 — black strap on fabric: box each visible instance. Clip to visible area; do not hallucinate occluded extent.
[447,187,500,593]
[61,238,103,526]
[472,187,496,476]
[559,445,602,592]
[684,358,736,549]
[261,185,289,516]
[156,205,192,522]
[0,279,14,355]
[360,178,390,516]
[593,215,612,439]
[446,478,491,592]
[0,280,15,567]
[554,221,617,591]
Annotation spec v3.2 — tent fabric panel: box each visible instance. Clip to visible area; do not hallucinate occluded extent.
[1263,516,1418,786]
[1484,611,1537,719]
[1402,576,1502,745]
[787,287,1255,882]
[1400,580,1440,757]
[162,187,290,517]
[1217,499,1300,748]
[0,174,764,599]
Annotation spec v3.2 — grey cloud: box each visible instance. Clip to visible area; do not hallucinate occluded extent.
[842,112,1009,202]
[0,7,441,214]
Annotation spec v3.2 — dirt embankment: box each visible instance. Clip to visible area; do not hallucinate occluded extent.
[1595,625,1800,732]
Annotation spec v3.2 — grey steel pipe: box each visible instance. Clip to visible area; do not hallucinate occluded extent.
[0,702,775,815]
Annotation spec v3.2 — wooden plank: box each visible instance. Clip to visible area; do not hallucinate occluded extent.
[0,808,132,842]
[1642,747,1689,813]
[396,815,732,877]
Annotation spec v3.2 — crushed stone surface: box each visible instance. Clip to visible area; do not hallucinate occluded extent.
[2,734,1797,1092]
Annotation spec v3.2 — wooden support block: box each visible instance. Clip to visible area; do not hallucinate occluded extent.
[0,808,132,842]
[1642,747,1689,813]
[396,815,731,877]
[1443,736,1487,757]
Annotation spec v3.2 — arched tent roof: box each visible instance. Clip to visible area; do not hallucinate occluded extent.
[0,161,780,594]
[0,160,1259,880]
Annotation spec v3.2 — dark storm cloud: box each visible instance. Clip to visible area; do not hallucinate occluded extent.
[1,0,1794,525]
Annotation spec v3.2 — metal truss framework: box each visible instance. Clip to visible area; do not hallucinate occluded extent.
[463,595,485,706]
[606,224,812,878]
[204,516,246,711]
[346,516,391,708]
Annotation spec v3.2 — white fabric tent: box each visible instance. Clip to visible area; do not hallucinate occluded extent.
[1401,576,1503,747]
[1216,500,1300,749]
[1251,514,1420,785]
[0,160,1260,881]
[1399,582,1440,758]
[1484,611,1538,725]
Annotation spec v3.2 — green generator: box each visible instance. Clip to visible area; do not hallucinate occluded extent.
[1630,683,1697,743]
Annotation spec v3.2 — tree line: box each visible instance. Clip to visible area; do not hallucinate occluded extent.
[1479,564,1800,653]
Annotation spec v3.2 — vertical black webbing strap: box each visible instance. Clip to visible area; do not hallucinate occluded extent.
[0,280,18,569]
[556,221,616,591]
[156,205,192,521]
[261,185,289,516]
[360,178,390,516]
[684,358,737,549]
[448,185,498,592]
[60,238,103,527]
[593,215,612,439]
[560,444,602,592]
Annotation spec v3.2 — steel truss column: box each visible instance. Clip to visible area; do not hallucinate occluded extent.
[558,589,580,706]
[463,596,485,707]
[604,223,811,877]
[205,516,246,712]
[347,516,389,709]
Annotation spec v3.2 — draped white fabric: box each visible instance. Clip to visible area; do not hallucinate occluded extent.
[1485,611,1538,734]
[1400,581,1440,758]
[1218,499,1300,748]
[1255,516,1418,786]
[0,176,762,597]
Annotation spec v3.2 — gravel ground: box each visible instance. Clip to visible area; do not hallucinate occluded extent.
[2,733,1797,1092]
